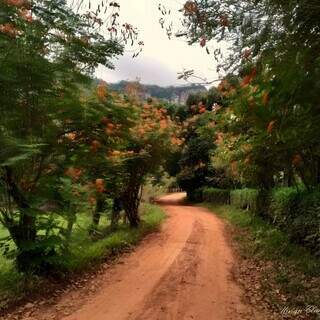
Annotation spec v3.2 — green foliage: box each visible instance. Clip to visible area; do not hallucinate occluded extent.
[294,190,320,255]
[176,0,320,190]
[270,187,302,225]
[190,188,203,202]
[202,187,230,205]
[176,111,217,199]
[268,187,320,254]
[58,203,165,271]
[230,188,259,212]
[173,89,230,198]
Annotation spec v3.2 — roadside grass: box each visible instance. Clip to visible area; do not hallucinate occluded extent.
[202,204,320,314]
[60,203,166,272]
[0,203,165,310]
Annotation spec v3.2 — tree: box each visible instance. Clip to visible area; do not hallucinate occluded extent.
[118,97,175,227]
[170,89,231,200]
[172,0,320,192]
[0,0,123,272]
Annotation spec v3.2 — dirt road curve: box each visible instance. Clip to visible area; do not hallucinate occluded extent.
[42,193,261,320]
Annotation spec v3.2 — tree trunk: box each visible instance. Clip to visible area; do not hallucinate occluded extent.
[284,166,294,187]
[4,167,38,272]
[110,197,122,230]
[90,195,104,235]
[65,212,76,239]
[256,166,274,217]
[123,176,142,228]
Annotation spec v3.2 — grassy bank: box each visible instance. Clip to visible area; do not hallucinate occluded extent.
[203,204,320,319]
[0,203,165,310]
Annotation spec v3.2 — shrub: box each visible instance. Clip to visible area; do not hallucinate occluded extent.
[270,187,302,225]
[202,188,230,204]
[190,188,203,202]
[230,188,259,213]
[294,190,320,255]
[270,187,320,255]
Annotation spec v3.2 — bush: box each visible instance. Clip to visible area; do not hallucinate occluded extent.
[190,188,203,202]
[294,190,320,255]
[230,188,259,212]
[270,187,302,225]
[270,187,320,255]
[202,188,230,204]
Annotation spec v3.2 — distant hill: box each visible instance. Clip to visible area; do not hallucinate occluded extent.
[109,81,207,104]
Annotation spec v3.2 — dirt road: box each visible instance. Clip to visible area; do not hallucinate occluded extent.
[29,193,261,320]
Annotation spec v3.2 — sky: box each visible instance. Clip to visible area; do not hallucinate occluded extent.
[90,0,221,87]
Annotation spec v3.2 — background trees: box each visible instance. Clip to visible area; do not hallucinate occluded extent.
[175,0,320,191]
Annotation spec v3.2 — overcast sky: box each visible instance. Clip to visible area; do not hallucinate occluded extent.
[91,0,221,86]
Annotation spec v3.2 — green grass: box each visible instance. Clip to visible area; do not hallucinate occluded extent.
[60,203,166,271]
[202,203,320,310]
[0,203,166,310]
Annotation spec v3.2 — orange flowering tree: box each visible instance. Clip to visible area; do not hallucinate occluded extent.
[0,0,123,272]
[111,96,176,227]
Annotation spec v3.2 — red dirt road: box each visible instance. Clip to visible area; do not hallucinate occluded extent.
[20,193,262,320]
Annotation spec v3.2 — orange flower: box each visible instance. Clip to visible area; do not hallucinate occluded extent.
[138,128,145,135]
[6,0,25,7]
[241,75,252,87]
[19,9,32,22]
[199,107,206,114]
[105,127,114,135]
[267,120,276,134]
[0,23,19,37]
[171,137,182,146]
[66,132,76,141]
[240,68,257,87]
[65,167,83,181]
[160,119,168,129]
[95,179,106,193]
[90,140,101,153]
[107,123,115,130]
[183,1,198,14]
